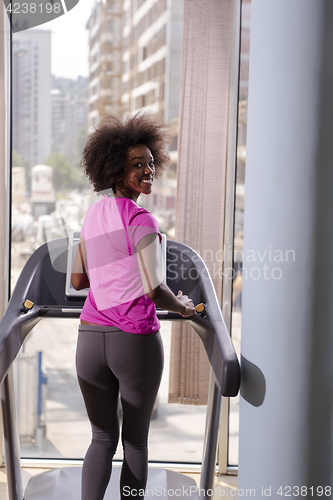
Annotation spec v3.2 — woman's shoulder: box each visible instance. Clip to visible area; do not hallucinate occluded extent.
[118,198,154,223]
[130,206,156,227]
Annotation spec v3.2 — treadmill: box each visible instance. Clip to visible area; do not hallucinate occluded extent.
[0,234,240,500]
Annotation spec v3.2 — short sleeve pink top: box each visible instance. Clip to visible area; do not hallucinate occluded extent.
[80,196,162,334]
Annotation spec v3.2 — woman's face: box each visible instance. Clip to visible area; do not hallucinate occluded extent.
[116,144,155,201]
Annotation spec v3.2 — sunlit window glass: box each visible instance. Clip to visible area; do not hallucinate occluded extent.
[11,0,207,463]
[228,0,251,467]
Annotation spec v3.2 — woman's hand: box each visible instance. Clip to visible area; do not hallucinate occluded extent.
[176,290,196,318]
[137,236,196,317]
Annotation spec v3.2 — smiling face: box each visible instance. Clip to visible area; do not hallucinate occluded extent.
[115,144,155,201]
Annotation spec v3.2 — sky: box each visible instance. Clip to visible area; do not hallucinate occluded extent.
[39,0,96,79]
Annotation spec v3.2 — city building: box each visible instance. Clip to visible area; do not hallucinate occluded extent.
[12,167,26,210]
[30,164,56,217]
[12,30,52,167]
[51,89,66,157]
[51,89,87,161]
[86,0,183,129]
[86,0,123,132]
[121,0,183,123]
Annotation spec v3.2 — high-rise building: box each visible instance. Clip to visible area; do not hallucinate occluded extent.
[51,89,66,157]
[51,89,87,161]
[86,0,183,126]
[121,0,183,122]
[12,30,52,167]
[86,0,123,132]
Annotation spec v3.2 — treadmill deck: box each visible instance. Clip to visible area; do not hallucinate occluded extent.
[24,466,200,500]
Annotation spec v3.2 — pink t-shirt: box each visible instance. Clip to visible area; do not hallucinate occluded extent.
[80,196,162,334]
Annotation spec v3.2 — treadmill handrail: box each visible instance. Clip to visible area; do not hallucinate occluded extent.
[0,238,240,396]
[166,241,240,396]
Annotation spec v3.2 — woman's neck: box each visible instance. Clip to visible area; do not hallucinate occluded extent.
[113,188,139,202]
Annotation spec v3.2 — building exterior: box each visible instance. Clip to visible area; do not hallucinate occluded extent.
[51,89,87,161]
[30,164,56,217]
[12,30,52,167]
[51,89,66,157]
[86,0,123,132]
[121,0,183,123]
[86,0,183,137]
[12,167,26,210]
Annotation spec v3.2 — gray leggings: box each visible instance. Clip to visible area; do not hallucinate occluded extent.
[76,325,164,500]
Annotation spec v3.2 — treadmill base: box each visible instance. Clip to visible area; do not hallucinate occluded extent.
[24,466,200,499]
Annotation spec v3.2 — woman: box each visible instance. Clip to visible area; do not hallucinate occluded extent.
[71,113,196,500]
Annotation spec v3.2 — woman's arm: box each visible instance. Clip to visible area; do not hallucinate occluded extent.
[136,233,196,318]
[71,236,90,290]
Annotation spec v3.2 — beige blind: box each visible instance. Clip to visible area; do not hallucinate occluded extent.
[168,0,233,405]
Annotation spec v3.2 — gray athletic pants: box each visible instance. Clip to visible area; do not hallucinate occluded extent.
[76,325,164,500]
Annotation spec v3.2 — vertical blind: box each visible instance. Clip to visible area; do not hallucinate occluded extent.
[168,0,234,405]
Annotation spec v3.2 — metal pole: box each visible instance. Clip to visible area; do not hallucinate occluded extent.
[36,351,47,450]
[0,0,13,474]
[199,373,221,498]
[0,0,22,496]
[1,370,23,500]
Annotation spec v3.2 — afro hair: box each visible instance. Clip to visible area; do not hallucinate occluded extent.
[81,113,171,193]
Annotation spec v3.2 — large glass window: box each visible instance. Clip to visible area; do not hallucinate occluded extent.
[11,0,208,463]
[228,0,251,467]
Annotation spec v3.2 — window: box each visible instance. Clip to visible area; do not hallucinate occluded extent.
[10,0,209,467]
[227,0,252,468]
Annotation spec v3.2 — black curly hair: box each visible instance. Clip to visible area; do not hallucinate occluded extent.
[81,113,170,193]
